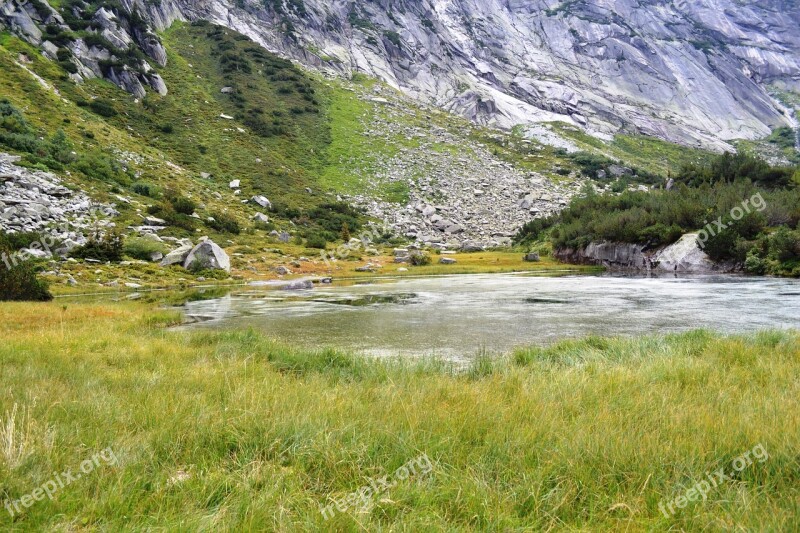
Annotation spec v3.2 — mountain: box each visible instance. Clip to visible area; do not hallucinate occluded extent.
[117,0,800,152]
[0,0,798,257]
[3,0,800,151]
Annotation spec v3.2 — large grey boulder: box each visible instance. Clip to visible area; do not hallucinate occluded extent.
[159,243,194,267]
[251,195,272,209]
[654,234,718,273]
[183,240,231,273]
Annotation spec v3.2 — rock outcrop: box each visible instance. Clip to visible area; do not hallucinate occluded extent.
[555,234,737,273]
[0,0,168,97]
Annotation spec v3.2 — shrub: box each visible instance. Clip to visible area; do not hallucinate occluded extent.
[48,129,74,163]
[305,234,327,249]
[88,99,117,117]
[71,231,124,262]
[207,212,240,234]
[676,152,794,189]
[744,250,767,275]
[0,231,46,252]
[123,237,168,261]
[169,195,197,216]
[73,153,131,185]
[513,216,557,246]
[0,258,52,301]
[132,182,160,198]
[768,227,800,262]
[409,252,432,266]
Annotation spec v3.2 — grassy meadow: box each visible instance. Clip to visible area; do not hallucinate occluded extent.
[0,301,798,530]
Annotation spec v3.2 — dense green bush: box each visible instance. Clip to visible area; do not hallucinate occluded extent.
[0,258,52,301]
[305,234,327,249]
[131,182,160,198]
[410,252,432,266]
[0,231,47,252]
[0,232,53,301]
[207,211,241,234]
[513,216,557,246]
[516,152,800,276]
[676,151,795,189]
[307,202,364,237]
[71,231,124,262]
[168,194,197,216]
[88,99,118,117]
[124,237,168,261]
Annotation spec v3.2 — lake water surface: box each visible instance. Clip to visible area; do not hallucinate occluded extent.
[180,274,800,361]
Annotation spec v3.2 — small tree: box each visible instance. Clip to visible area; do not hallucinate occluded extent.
[71,231,124,262]
[48,129,74,163]
[341,222,351,242]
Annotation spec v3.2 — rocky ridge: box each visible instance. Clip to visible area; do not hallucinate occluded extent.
[0,0,167,98]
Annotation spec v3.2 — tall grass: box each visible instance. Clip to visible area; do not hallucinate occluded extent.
[0,302,797,530]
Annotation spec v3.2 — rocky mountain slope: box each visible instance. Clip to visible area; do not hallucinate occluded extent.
[5,0,799,152]
[2,0,798,255]
[103,0,800,152]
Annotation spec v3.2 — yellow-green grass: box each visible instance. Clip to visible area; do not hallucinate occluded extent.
[0,302,798,530]
[339,251,600,278]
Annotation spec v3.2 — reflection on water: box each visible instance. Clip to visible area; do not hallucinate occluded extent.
[310,293,419,307]
[179,274,800,361]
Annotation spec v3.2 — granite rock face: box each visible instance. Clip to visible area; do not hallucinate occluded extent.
[134,0,798,150]
[183,240,231,273]
[4,0,798,149]
[555,234,736,273]
[0,0,168,97]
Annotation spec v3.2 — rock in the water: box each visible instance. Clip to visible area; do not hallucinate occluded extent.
[283,279,314,290]
[183,240,231,273]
